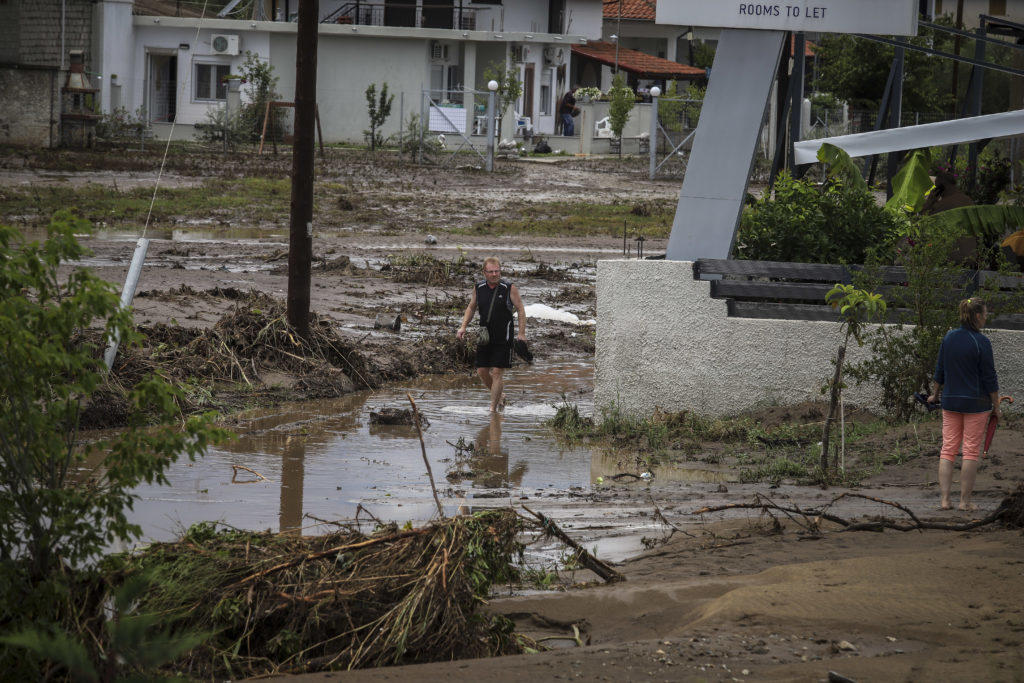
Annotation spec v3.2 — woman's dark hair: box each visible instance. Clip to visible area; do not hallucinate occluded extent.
[959,297,987,331]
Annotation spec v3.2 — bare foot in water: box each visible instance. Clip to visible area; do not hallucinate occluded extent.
[958,502,978,512]
[939,499,953,510]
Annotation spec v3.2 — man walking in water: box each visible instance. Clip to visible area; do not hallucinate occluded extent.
[457,257,527,412]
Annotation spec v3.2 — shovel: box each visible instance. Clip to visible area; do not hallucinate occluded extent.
[983,395,1015,457]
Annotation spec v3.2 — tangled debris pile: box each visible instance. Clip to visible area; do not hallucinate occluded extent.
[83,291,477,425]
[105,510,527,677]
[381,252,479,286]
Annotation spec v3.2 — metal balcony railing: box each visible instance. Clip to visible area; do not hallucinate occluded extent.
[323,2,477,30]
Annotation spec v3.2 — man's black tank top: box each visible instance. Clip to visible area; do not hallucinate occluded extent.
[476,279,515,345]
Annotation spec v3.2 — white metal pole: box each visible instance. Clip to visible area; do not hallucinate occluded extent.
[104,238,150,370]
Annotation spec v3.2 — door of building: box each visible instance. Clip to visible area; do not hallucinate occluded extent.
[523,63,535,120]
[147,52,177,123]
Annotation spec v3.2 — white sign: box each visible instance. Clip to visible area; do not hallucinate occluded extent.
[656,0,918,36]
[428,104,466,133]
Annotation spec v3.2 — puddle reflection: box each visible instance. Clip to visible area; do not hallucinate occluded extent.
[128,356,595,543]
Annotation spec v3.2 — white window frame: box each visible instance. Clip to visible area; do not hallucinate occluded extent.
[193,60,231,102]
[540,67,553,115]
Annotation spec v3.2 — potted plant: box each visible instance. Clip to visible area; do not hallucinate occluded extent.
[573,86,602,103]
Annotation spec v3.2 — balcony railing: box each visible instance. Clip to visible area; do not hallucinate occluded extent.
[323,2,478,31]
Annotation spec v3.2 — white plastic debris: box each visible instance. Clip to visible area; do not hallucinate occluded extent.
[523,303,595,326]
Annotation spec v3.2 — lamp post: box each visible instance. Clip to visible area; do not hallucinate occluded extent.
[611,34,619,75]
[648,85,660,180]
[486,79,498,172]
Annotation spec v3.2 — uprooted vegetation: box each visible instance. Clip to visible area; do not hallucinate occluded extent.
[84,290,475,428]
[381,252,479,286]
[96,510,528,678]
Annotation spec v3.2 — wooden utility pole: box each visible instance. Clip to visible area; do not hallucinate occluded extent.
[287,0,318,338]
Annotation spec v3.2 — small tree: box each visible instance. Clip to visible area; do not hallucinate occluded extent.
[239,51,281,141]
[607,72,635,156]
[364,82,394,151]
[483,60,523,120]
[821,285,887,476]
[0,212,227,675]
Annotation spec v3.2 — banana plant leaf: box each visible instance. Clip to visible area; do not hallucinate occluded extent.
[918,205,1024,241]
[885,149,934,214]
[816,142,867,192]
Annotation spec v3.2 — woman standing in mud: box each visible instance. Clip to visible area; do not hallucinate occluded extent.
[456,257,526,413]
[928,297,1000,511]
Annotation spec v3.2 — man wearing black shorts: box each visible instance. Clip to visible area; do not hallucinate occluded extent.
[456,257,527,412]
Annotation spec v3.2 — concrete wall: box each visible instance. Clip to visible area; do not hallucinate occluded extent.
[93,0,134,113]
[565,0,603,39]
[0,0,94,147]
[0,68,60,147]
[270,32,427,144]
[595,260,1024,417]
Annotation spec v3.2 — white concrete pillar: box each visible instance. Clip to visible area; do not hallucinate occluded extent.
[462,41,477,136]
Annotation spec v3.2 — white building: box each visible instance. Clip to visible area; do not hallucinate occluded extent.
[96,0,604,143]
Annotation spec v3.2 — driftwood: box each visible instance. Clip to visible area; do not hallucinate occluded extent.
[690,486,1024,533]
[522,505,623,583]
[408,393,445,519]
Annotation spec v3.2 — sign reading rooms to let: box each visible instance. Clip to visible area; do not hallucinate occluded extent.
[655,0,918,36]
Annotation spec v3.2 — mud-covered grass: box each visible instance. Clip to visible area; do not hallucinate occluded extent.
[456,198,675,238]
[547,400,947,486]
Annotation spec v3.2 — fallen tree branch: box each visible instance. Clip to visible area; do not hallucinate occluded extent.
[224,529,426,591]
[408,393,445,520]
[690,487,1023,533]
[521,505,623,584]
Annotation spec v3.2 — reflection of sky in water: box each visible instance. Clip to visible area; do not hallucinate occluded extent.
[128,355,595,543]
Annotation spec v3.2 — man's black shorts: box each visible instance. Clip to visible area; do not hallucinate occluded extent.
[475,342,513,369]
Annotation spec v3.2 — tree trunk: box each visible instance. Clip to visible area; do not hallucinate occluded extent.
[821,344,847,476]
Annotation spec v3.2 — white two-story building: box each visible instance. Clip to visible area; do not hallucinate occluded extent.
[95,0,604,143]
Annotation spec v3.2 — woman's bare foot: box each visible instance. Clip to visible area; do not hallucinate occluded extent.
[958,502,978,512]
[939,499,952,510]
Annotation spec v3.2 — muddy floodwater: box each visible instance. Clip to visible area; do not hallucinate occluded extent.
[129,356,591,537]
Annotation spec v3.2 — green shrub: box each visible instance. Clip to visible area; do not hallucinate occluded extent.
[0,212,228,676]
[734,171,901,264]
[849,228,1024,421]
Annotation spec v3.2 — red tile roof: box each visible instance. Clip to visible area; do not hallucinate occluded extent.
[603,0,656,21]
[572,42,706,79]
[791,35,817,57]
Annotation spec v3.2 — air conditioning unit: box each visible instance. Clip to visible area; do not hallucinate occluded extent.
[429,40,458,65]
[211,34,240,56]
[543,46,564,65]
[512,45,529,63]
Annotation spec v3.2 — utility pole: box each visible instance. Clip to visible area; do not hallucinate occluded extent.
[288,0,318,338]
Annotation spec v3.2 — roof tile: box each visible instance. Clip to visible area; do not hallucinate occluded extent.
[603,0,656,21]
[572,41,706,79]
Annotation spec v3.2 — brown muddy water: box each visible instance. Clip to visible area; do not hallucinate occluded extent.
[120,354,735,562]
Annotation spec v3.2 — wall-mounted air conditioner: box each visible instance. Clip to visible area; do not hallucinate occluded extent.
[543,46,563,65]
[211,34,240,56]
[430,40,458,65]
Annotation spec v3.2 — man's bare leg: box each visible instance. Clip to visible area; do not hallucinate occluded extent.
[959,459,979,511]
[477,367,492,392]
[488,368,504,413]
[938,458,955,510]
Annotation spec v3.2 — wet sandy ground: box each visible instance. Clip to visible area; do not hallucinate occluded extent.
[5,155,1023,681]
